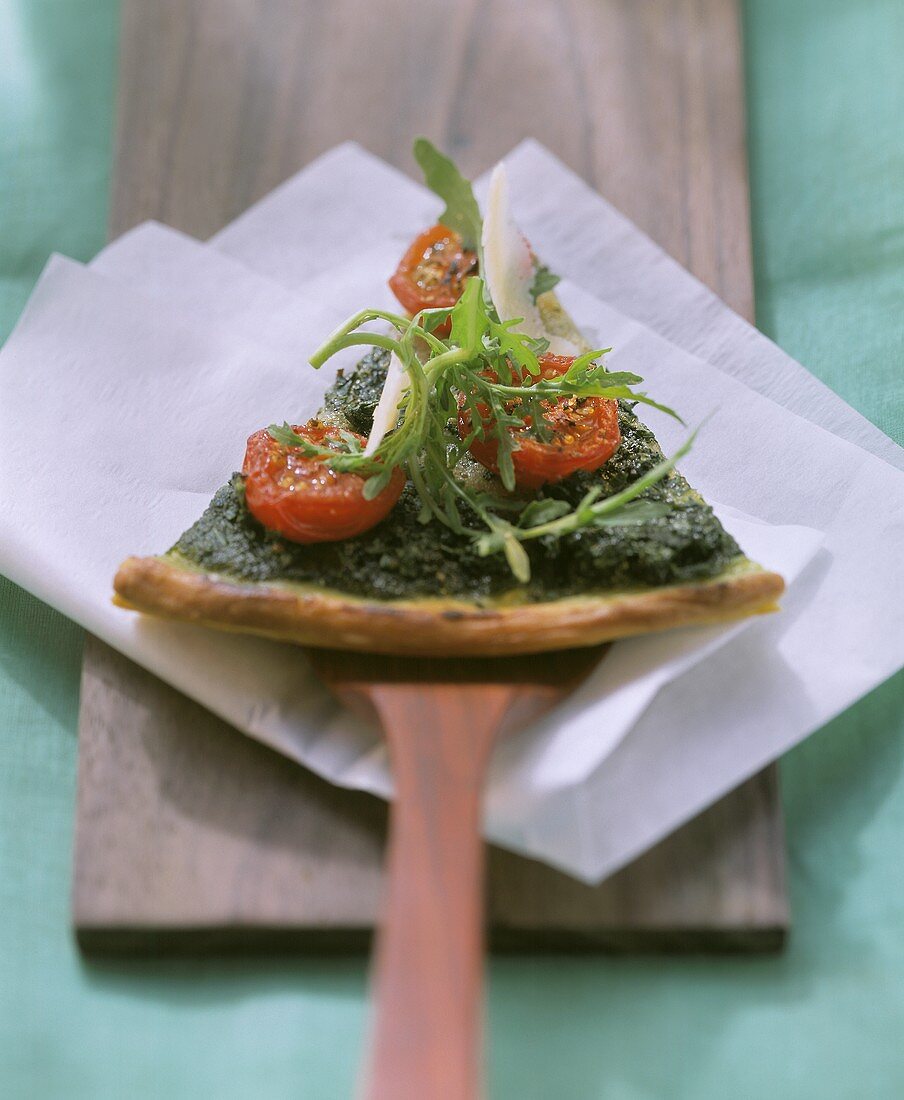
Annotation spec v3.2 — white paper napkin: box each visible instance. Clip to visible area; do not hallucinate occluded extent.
[0,143,901,882]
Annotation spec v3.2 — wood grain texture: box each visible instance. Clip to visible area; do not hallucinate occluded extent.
[362,685,494,1099]
[75,639,785,953]
[75,0,788,953]
[113,0,754,317]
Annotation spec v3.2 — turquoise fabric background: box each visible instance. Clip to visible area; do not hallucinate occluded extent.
[1,0,901,1096]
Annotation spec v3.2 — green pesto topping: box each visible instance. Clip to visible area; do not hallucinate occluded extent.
[170,350,742,601]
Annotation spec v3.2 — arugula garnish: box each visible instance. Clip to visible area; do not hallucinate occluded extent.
[529,263,561,302]
[273,272,688,583]
[471,440,695,583]
[413,138,483,251]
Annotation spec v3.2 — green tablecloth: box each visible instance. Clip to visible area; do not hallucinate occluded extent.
[1,1,901,1095]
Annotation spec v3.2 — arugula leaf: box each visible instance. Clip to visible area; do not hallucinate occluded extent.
[518,498,572,528]
[362,467,395,500]
[589,500,670,526]
[502,531,531,583]
[448,276,486,351]
[267,423,308,448]
[529,263,561,302]
[413,138,483,251]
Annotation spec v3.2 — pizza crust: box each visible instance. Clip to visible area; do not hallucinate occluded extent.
[114,288,784,656]
[114,554,784,657]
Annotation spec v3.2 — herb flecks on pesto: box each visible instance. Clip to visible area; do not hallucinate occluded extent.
[171,350,741,602]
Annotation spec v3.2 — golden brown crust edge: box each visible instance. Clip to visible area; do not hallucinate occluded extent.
[113,555,784,657]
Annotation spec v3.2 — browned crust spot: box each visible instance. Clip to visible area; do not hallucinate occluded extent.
[113,555,784,657]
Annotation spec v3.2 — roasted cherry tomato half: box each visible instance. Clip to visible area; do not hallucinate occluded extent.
[458,354,621,490]
[389,224,478,335]
[242,420,405,543]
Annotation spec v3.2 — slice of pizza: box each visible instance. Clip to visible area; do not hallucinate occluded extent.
[114,142,783,657]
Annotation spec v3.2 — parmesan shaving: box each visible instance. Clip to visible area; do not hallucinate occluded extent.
[363,351,407,456]
[481,163,578,355]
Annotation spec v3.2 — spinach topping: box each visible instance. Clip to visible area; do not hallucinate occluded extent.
[171,350,741,601]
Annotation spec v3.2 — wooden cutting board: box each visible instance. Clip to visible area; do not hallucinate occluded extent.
[73,0,788,953]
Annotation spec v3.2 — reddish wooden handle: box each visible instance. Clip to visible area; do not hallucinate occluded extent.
[362,684,510,1100]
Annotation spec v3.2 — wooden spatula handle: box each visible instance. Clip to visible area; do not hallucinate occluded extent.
[362,683,511,1100]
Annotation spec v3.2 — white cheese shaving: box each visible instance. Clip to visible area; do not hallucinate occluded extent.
[363,351,407,456]
[482,163,578,355]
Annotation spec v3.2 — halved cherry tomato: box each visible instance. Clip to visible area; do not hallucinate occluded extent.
[389,224,478,334]
[458,354,621,490]
[242,420,405,543]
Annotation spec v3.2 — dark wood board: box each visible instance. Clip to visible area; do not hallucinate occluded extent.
[75,638,786,953]
[74,0,788,953]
